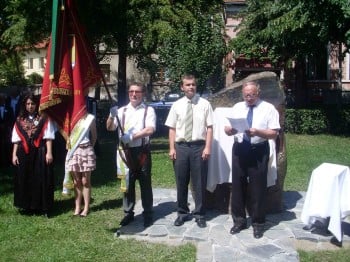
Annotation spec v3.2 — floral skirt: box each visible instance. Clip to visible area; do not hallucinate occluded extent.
[67,143,96,173]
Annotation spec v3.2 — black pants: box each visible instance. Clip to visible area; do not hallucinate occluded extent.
[123,146,153,219]
[174,141,208,219]
[231,141,269,225]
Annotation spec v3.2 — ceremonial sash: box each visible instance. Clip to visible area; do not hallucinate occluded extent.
[115,105,149,192]
[62,113,95,195]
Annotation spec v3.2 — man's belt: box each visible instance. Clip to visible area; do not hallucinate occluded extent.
[176,140,205,146]
[250,140,268,149]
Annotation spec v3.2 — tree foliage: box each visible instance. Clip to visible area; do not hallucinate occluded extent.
[131,1,227,93]
[0,0,51,88]
[1,0,227,101]
[158,12,227,93]
[229,0,350,63]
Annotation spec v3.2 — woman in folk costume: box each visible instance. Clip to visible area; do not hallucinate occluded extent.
[66,113,97,217]
[11,93,55,216]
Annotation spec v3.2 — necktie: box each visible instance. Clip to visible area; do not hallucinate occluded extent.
[247,106,254,128]
[184,101,193,141]
[244,105,254,142]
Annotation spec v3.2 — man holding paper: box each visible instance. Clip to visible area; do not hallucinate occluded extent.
[224,81,280,239]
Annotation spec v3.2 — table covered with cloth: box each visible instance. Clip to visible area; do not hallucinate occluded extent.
[301,162,350,242]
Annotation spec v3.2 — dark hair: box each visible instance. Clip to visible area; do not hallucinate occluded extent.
[18,92,39,118]
[128,82,145,92]
[181,74,197,85]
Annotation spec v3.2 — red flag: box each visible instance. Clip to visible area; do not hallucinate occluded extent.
[39,0,102,139]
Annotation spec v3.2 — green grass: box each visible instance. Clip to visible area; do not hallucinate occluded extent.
[1,133,350,261]
[285,134,350,192]
[0,136,195,261]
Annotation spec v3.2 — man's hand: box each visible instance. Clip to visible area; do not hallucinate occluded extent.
[109,106,118,118]
[121,133,133,144]
[224,126,237,136]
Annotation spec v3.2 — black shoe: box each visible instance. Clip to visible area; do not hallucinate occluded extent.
[230,222,247,235]
[330,236,342,247]
[120,214,134,226]
[253,224,264,239]
[195,218,207,228]
[144,217,153,228]
[174,216,184,226]
[302,224,316,231]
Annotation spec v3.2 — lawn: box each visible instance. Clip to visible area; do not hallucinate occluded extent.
[0,133,350,261]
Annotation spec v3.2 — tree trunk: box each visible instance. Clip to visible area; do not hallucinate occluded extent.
[117,42,127,106]
[116,0,128,106]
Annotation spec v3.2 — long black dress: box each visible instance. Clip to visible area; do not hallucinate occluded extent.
[12,115,55,213]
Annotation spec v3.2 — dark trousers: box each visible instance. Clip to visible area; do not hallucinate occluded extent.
[174,141,208,219]
[231,141,269,225]
[123,147,153,218]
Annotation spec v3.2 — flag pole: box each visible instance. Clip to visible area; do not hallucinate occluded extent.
[49,0,60,80]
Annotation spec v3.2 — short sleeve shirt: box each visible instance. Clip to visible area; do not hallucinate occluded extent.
[165,95,214,142]
[113,102,156,147]
[232,99,280,144]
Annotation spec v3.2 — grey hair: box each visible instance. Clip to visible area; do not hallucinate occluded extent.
[242,81,260,92]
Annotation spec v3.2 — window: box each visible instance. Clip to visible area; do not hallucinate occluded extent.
[306,51,327,80]
[347,53,350,80]
[39,57,45,69]
[28,58,34,69]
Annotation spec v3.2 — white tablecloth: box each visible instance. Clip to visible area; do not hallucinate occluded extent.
[207,107,277,192]
[301,163,350,241]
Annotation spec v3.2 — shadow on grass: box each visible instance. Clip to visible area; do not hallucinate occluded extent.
[50,197,75,216]
[91,198,123,212]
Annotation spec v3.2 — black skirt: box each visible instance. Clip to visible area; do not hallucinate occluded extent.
[13,142,54,212]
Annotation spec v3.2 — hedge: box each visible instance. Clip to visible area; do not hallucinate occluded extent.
[285,108,350,135]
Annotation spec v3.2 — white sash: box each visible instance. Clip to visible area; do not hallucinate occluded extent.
[62,113,95,195]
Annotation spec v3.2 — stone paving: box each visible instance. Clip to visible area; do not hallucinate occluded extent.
[115,188,350,261]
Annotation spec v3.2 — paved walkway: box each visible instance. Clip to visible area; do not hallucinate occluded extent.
[116,188,350,261]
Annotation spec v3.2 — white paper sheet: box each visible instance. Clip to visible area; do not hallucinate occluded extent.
[226,117,249,133]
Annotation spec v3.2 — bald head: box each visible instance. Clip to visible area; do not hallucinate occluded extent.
[242,81,260,106]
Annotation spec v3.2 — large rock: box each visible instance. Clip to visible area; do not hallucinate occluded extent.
[207,71,287,214]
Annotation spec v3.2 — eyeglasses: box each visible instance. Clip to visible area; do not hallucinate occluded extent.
[128,90,143,94]
[243,93,258,99]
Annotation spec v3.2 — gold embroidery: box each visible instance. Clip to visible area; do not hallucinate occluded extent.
[58,68,72,86]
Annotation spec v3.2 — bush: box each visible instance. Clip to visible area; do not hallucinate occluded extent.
[285,107,350,135]
[27,73,43,85]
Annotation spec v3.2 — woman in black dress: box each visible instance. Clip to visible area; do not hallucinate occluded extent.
[11,93,56,216]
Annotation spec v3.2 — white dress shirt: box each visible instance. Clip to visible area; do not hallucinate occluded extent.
[231,99,280,144]
[165,94,214,142]
[113,103,156,147]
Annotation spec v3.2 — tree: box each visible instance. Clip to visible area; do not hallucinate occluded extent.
[0,53,27,88]
[229,0,350,62]
[0,0,51,89]
[1,0,227,103]
[157,12,227,93]
[228,0,350,106]
[130,1,227,93]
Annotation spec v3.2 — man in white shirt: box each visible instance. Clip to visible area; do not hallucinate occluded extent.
[224,80,280,238]
[165,74,213,228]
[106,82,156,228]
